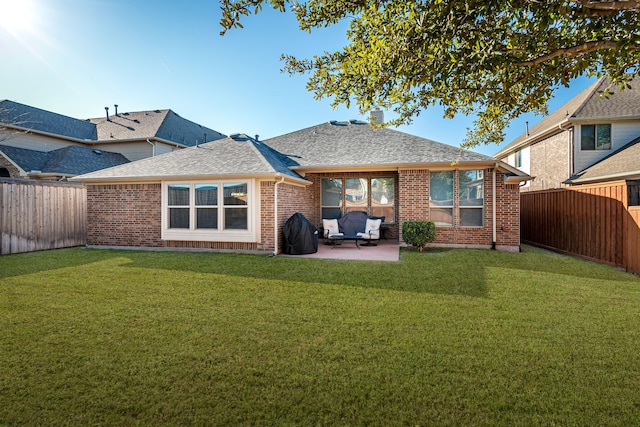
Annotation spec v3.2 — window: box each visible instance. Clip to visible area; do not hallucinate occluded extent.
[581,124,611,151]
[371,177,395,221]
[430,171,454,226]
[515,150,523,168]
[321,176,395,222]
[163,181,254,242]
[321,178,343,219]
[459,170,484,227]
[429,170,485,227]
[345,178,368,214]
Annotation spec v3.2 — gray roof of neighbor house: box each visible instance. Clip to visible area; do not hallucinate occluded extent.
[567,136,640,184]
[89,109,226,147]
[495,75,640,158]
[0,144,129,176]
[71,134,307,183]
[264,120,494,169]
[0,99,97,140]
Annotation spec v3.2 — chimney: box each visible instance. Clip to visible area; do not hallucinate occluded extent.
[114,104,118,116]
[370,108,384,124]
[105,107,110,121]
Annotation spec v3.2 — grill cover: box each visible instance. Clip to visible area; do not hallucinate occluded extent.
[282,213,318,255]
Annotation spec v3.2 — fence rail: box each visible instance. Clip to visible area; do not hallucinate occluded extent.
[1,178,86,255]
[521,181,640,274]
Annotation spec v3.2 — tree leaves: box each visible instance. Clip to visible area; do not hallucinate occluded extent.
[220,0,640,147]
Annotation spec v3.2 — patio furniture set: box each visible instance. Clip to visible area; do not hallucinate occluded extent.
[322,211,383,249]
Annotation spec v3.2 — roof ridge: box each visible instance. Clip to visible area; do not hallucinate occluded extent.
[570,77,607,118]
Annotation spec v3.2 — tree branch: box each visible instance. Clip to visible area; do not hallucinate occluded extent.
[571,0,640,10]
[514,40,618,66]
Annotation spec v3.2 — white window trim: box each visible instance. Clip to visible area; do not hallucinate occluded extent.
[161,179,258,242]
[459,170,485,228]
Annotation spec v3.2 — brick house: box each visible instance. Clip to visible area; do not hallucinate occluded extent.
[495,76,640,191]
[72,121,529,253]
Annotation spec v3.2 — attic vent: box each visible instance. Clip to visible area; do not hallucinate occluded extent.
[93,149,102,155]
[230,133,242,140]
[133,119,140,123]
[127,126,134,131]
[154,110,161,113]
[349,119,358,124]
[329,120,337,125]
[123,112,129,116]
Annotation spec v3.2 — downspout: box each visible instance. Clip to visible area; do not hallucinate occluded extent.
[146,138,156,157]
[492,165,497,250]
[273,175,285,256]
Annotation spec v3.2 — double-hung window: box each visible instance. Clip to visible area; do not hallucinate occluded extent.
[581,124,611,151]
[430,170,484,227]
[459,170,484,227]
[163,181,254,242]
[430,171,454,226]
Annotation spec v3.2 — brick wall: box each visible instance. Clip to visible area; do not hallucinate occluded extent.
[86,170,521,253]
[397,169,521,251]
[87,184,163,247]
[87,183,260,251]
[528,132,569,191]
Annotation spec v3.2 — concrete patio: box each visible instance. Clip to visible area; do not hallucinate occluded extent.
[283,239,400,262]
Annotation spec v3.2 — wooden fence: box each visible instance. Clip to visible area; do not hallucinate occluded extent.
[1,178,86,255]
[521,180,640,274]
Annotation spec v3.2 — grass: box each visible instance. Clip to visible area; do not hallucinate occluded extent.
[1,246,639,426]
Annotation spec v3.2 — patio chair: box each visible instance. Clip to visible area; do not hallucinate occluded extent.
[357,218,382,246]
[322,218,343,239]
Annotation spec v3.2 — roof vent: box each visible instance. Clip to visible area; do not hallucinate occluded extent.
[93,149,102,155]
[230,133,242,140]
[105,106,110,121]
[349,119,359,124]
[329,120,338,125]
[114,104,118,116]
[154,109,161,113]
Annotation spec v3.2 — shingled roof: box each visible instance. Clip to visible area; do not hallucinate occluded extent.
[72,134,307,183]
[495,75,640,158]
[0,100,97,140]
[567,136,640,184]
[89,109,226,147]
[265,120,494,169]
[0,144,129,177]
[74,120,527,185]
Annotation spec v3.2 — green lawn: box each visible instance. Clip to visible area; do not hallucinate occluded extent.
[1,246,639,426]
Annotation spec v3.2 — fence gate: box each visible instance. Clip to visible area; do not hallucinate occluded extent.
[1,178,87,255]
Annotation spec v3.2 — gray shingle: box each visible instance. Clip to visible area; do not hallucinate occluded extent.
[73,135,304,181]
[0,144,50,172]
[0,100,97,140]
[0,144,129,176]
[568,136,640,184]
[88,109,225,146]
[265,120,493,168]
[496,75,640,157]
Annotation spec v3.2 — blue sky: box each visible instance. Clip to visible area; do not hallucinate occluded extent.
[0,0,597,156]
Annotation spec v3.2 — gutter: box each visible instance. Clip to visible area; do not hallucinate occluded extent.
[273,175,285,256]
[146,138,156,157]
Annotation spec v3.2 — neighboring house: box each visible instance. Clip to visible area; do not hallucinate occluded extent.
[0,100,226,179]
[72,120,530,254]
[0,144,129,180]
[495,76,640,191]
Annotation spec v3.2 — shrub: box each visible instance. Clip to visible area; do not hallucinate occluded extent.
[402,221,436,252]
